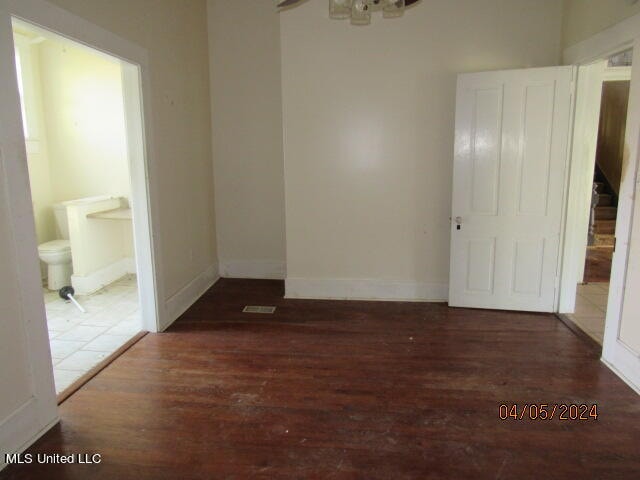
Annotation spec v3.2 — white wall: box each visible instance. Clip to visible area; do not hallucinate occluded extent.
[563,0,640,48]
[208,0,286,279]
[280,0,564,300]
[46,0,218,298]
[38,37,131,204]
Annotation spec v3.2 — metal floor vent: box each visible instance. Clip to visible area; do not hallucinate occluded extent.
[243,306,276,314]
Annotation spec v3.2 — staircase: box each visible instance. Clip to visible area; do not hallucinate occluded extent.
[590,169,617,249]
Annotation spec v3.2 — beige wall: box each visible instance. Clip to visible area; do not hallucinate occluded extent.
[47,0,217,297]
[208,0,286,276]
[17,36,57,246]
[281,0,563,297]
[563,0,640,48]
[39,38,131,204]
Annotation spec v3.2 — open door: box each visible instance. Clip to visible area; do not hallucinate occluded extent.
[0,8,58,469]
[449,66,574,312]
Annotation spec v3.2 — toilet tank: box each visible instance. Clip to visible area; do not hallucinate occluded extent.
[52,203,70,239]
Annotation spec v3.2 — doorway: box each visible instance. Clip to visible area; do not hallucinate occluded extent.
[10,18,154,396]
[0,0,163,462]
[564,50,632,346]
[448,27,640,392]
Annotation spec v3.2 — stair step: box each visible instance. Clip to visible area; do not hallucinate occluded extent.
[595,206,618,220]
[595,220,616,234]
[597,193,613,206]
[594,182,606,193]
[594,234,615,247]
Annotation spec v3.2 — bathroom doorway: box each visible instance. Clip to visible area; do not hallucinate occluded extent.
[11,19,151,397]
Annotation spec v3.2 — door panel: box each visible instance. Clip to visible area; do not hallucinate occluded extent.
[512,238,545,296]
[466,238,496,293]
[449,67,573,312]
[518,84,555,216]
[470,87,503,216]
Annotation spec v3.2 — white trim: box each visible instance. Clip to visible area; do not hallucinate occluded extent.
[562,11,640,394]
[0,400,58,472]
[558,61,633,314]
[163,264,219,331]
[120,61,165,333]
[5,0,146,63]
[603,66,632,81]
[219,259,286,280]
[554,65,580,313]
[564,13,640,65]
[558,61,605,312]
[601,358,640,396]
[285,277,448,302]
[71,257,135,295]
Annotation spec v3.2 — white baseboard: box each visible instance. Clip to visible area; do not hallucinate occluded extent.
[0,399,59,472]
[71,257,136,295]
[601,351,640,396]
[163,263,219,331]
[285,277,449,302]
[219,259,286,280]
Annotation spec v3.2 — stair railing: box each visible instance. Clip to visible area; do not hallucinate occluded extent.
[588,182,600,246]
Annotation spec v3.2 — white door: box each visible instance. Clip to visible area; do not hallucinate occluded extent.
[449,66,574,312]
[0,8,58,469]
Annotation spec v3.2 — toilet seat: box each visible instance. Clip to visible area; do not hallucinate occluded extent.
[38,239,71,253]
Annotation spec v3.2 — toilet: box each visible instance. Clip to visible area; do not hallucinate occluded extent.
[38,203,72,291]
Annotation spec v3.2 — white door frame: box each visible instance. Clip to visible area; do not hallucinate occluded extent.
[559,61,632,313]
[561,13,640,392]
[0,0,167,334]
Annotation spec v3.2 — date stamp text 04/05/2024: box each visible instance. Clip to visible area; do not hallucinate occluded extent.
[499,404,599,421]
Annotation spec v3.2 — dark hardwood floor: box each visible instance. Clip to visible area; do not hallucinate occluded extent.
[2,279,639,479]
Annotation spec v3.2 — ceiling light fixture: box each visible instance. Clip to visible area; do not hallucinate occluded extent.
[277,0,420,26]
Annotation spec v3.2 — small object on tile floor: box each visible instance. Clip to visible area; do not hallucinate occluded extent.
[59,285,86,313]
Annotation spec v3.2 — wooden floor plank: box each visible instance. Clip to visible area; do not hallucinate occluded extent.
[2,279,639,479]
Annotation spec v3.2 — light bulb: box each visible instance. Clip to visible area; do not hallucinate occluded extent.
[351,0,371,24]
[383,0,404,18]
[330,0,352,19]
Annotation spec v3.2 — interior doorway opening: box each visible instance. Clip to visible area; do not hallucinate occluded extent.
[563,49,633,346]
[10,18,149,396]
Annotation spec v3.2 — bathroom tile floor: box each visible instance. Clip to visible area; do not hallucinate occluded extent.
[45,274,141,394]
[566,282,609,345]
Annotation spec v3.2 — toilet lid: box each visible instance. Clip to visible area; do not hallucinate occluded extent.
[38,239,71,253]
